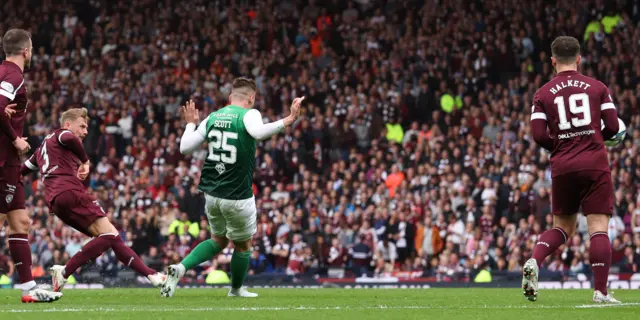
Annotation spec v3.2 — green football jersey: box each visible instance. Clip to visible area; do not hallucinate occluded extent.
[198,105,256,200]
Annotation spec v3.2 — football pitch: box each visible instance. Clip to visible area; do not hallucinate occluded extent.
[1,288,640,320]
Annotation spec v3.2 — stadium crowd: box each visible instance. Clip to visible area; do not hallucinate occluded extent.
[1,0,640,285]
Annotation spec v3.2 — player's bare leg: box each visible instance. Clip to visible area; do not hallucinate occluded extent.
[162,235,228,297]
[50,217,164,292]
[5,210,62,302]
[523,215,575,301]
[587,214,620,303]
[228,238,257,298]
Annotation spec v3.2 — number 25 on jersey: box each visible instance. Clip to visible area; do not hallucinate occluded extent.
[207,129,238,164]
[554,93,591,130]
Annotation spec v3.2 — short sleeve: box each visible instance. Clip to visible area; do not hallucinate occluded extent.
[599,84,615,111]
[0,72,25,101]
[530,91,547,121]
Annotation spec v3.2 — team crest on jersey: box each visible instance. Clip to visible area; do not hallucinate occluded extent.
[215,163,226,175]
[0,81,14,93]
[6,195,13,204]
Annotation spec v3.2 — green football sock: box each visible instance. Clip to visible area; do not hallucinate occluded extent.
[230,251,251,289]
[180,239,221,270]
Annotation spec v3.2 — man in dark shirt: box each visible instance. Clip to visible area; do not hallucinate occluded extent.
[349,235,372,277]
[524,36,620,304]
[22,108,165,292]
[0,29,61,303]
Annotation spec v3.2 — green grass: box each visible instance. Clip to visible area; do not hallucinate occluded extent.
[1,288,639,320]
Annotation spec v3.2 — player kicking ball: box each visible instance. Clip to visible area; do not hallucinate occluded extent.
[161,78,303,298]
[525,36,622,304]
[21,108,166,292]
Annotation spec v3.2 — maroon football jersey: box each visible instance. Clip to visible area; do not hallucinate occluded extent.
[531,70,616,177]
[0,60,28,167]
[25,129,87,206]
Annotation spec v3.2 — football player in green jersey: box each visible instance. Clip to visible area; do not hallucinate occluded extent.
[161,78,303,298]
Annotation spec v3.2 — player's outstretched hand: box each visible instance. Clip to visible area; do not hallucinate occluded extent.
[12,137,30,155]
[285,96,305,127]
[4,103,17,119]
[183,99,200,125]
[78,161,90,180]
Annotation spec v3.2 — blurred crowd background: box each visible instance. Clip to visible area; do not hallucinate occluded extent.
[1,0,640,285]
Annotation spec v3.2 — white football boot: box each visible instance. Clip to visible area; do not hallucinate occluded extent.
[148,272,167,287]
[593,290,621,304]
[522,258,539,301]
[161,264,185,297]
[49,265,67,292]
[228,287,258,298]
[21,283,63,303]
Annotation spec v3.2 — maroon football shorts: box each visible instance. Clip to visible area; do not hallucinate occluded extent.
[552,170,614,216]
[51,190,107,236]
[0,165,25,214]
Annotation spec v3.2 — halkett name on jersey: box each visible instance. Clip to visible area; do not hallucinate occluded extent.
[549,80,591,95]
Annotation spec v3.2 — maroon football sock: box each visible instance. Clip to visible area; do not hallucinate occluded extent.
[589,232,611,295]
[532,227,568,267]
[110,236,156,276]
[8,234,34,284]
[64,236,113,278]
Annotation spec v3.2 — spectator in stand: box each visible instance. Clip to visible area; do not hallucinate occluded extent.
[350,235,373,277]
[0,0,638,285]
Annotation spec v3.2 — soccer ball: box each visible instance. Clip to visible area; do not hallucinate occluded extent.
[601,118,626,147]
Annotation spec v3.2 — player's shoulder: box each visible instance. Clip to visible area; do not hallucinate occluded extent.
[0,62,24,83]
[534,77,559,99]
[591,78,609,91]
[0,65,24,97]
[51,129,75,143]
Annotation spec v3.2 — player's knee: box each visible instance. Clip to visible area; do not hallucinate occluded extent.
[212,235,229,248]
[586,214,610,234]
[552,216,577,238]
[88,217,118,237]
[232,239,252,252]
[7,210,30,234]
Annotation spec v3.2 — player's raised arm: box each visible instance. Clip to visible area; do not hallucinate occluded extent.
[600,85,619,140]
[530,93,554,152]
[180,99,207,155]
[244,97,304,141]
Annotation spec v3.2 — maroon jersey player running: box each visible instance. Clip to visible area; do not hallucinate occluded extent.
[0,29,61,303]
[524,36,620,304]
[21,108,166,291]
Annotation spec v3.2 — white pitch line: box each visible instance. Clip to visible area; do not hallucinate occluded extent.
[3,304,639,313]
[575,303,640,308]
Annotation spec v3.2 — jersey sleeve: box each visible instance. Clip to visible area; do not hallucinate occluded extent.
[196,116,208,137]
[0,73,24,141]
[530,91,554,151]
[599,84,619,140]
[21,150,39,175]
[180,116,208,155]
[58,130,89,163]
[243,109,285,141]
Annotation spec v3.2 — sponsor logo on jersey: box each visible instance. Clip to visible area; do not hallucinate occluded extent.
[536,241,550,248]
[0,81,14,93]
[557,129,595,139]
[215,163,226,174]
[592,263,605,267]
